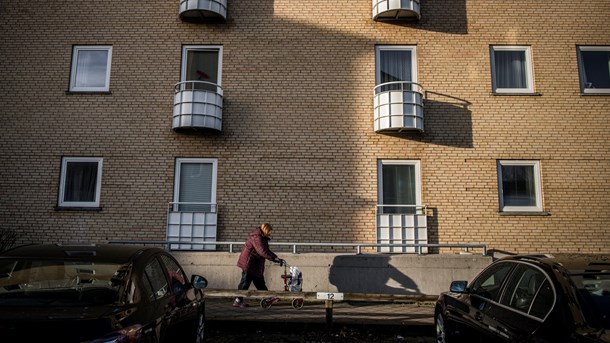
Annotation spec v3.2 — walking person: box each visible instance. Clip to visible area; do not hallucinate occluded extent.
[234,223,284,308]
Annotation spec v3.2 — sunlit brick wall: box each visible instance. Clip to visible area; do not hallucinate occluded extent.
[1,0,609,253]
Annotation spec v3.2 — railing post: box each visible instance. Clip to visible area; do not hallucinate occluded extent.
[325,299,334,330]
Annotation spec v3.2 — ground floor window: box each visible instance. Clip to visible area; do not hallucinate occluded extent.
[58,157,103,208]
[497,160,542,212]
[377,160,421,214]
[173,158,217,212]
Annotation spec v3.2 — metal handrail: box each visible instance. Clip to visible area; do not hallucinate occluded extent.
[174,80,224,96]
[168,202,217,212]
[376,204,427,215]
[108,239,487,256]
[374,81,424,95]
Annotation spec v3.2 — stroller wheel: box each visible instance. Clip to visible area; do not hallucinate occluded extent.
[261,297,277,309]
[260,298,272,309]
[292,298,304,309]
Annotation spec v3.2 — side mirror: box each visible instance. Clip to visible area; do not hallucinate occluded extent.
[450,280,468,293]
[191,275,208,289]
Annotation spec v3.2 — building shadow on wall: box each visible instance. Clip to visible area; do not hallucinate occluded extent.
[329,254,420,295]
[381,0,468,34]
[380,92,473,148]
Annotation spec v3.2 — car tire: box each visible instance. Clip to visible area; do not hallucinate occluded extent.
[195,310,205,343]
[435,309,453,343]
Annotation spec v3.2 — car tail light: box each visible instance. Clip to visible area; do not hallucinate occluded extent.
[87,324,142,343]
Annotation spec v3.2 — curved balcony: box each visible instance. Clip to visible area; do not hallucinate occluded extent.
[173,81,223,132]
[179,0,227,21]
[374,81,424,132]
[373,0,420,21]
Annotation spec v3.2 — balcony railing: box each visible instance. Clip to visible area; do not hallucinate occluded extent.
[376,205,428,253]
[179,0,227,21]
[167,202,218,251]
[373,0,420,21]
[173,81,223,131]
[374,81,424,132]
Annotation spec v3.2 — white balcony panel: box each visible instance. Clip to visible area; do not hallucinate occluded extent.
[180,0,227,21]
[373,0,420,21]
[167,204,217,251]
[376,213,427,253]
[374,82,424,132]
[173,82,223,131]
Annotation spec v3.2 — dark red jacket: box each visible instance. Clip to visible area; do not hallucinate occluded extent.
[236,227,278,277]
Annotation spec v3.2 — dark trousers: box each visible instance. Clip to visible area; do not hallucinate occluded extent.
[236,270,267,302]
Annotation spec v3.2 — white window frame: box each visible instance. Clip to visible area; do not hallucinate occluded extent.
[577,46,610,94]
[58,157,103,208]
[490,46,534,94]
[181,45,223,85]
[375,45,418,85]
[377,159,422,212]
[173,158,218,210]
[497,160,542,212]
[69,45,112,92]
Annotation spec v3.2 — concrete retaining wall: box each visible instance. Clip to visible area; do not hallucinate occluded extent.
[174,252,493,296]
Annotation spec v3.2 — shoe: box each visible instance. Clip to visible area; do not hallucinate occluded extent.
[232,301,249,308]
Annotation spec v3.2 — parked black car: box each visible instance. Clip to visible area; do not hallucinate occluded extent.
[435,254,610,343]
[0,244,208,342]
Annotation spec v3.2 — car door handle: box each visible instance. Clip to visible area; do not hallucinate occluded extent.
[474,311,483,321]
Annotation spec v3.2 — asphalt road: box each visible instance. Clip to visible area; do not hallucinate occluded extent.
[204,297,437,342]
[206,321,436,343]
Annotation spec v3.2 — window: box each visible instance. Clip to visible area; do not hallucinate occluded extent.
[69,46,112,92]
[490,46,534,93]
[173,158,217,212]
[143,258,169,300]
[500,264,554,319]
[375,45,417,91]
[181,45,222,92]
[470,262,514,301]
[497,160,542,212]
[58,157,103,208]
[577,46,610,94]
[159,254,188,303]
[378,160,421,214]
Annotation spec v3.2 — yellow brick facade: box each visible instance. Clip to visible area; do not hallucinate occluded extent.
[1,0,609,253]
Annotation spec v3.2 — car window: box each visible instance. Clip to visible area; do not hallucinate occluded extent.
[529,278,554,318]
[500,264,554,318]
[159,254,187,289]
[470,262,514,301]
[159,254,189,306]
[571,272,610,329]
[143,258,169,300]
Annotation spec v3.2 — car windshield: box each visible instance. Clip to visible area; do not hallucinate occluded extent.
[570,271,610,330]
[0,258,128,307]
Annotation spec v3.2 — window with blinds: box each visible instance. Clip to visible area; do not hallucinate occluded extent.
[174,158,217,212]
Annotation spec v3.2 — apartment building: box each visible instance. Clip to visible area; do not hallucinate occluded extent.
[1,0,609,254]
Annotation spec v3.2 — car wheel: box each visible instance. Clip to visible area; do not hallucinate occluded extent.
[195,311,205,343]
[435,310,452,343]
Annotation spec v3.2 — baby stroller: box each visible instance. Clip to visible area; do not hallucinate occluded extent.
[260,260,303,309]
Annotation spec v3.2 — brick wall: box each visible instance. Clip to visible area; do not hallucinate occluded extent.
[1,0,609,253]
